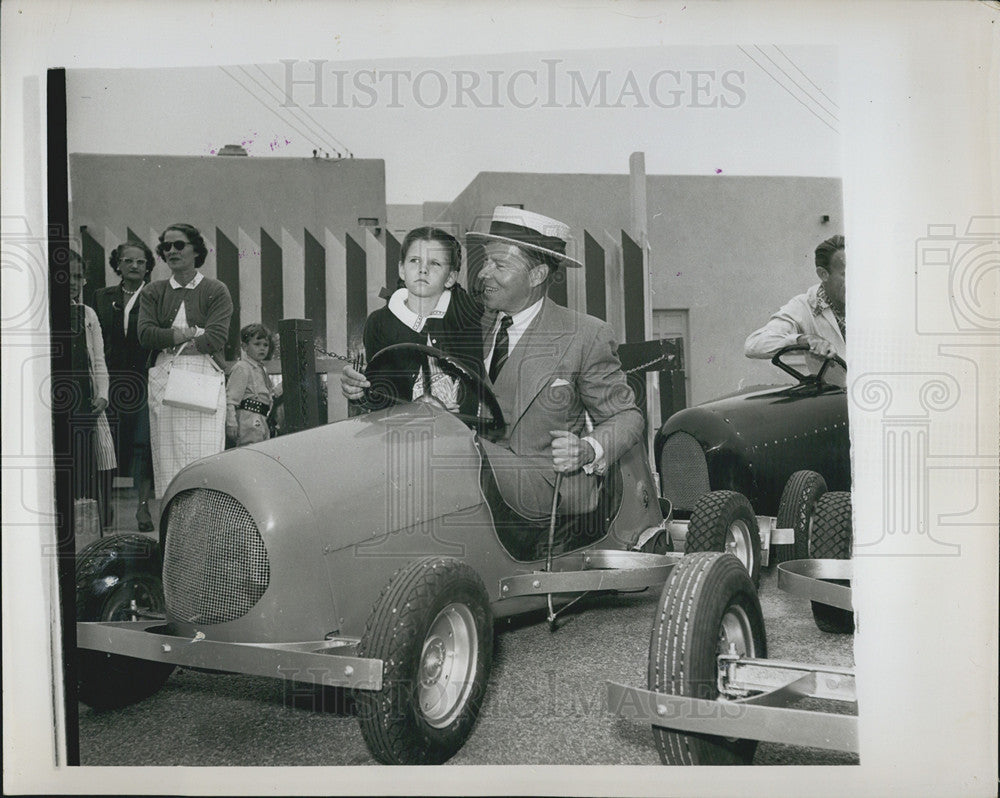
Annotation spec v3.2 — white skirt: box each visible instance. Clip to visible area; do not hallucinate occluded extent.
[147,351,226,498]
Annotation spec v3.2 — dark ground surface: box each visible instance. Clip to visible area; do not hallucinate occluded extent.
[77,488,858,767]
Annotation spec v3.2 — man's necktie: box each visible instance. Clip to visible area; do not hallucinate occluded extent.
[489,314,514,383]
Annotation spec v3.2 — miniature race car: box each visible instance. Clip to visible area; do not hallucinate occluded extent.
[606,493,856,765]
[77,343,712,765]
[652,345,850,572]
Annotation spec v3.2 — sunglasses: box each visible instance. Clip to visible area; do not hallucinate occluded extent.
[160,240,190,253]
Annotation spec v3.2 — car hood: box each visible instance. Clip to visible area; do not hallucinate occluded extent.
[659,381,847,452]
[207,403,485,550]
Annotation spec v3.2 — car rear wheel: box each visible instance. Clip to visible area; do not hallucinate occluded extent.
[648,551,767,765]
[77,573,176,709]
[355,557,493,764]
[685,491,761,588]
[772,470,828,564]
[808,491,854,633]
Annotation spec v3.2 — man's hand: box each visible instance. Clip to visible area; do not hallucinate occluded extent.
[92,396,108,414]
[340,363,370,401]
[549,430,595,473]
[796,334,837,359]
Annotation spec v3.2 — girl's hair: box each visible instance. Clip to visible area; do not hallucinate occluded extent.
[157,223,208,268]
[240,323,274,357]
[399,226,462,272]
[109,240,155,279]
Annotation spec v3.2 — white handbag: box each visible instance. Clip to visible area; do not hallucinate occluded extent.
[162,342,224,413]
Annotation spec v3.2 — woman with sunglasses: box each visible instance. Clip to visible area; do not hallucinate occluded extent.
[138,224,233,499]
[93,240,157,530]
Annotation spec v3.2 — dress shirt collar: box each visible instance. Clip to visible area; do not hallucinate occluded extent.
[488,296,545,364]
[387,286,451,331]
[169,271,204,290]
[494,296,544,337]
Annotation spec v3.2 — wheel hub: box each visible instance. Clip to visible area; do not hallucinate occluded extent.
[717,603,756,699]
[725,521,752,571]
[418,603,478,728]
[420,639,447,685]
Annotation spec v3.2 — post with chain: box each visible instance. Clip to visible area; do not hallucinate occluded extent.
[278,318,319,434]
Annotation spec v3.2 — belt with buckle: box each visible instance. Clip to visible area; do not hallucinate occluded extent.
[239,398,271,416]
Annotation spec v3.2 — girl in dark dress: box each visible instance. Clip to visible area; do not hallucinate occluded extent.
[92,241,156,531]
[361,226,484,415]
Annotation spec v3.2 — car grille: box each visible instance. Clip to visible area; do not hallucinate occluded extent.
[659,432,710,512]
[163,489,270,624]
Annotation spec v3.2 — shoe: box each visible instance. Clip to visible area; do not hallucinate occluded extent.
[136,500,154,533]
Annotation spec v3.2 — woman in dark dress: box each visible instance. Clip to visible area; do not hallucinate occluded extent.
[93,241,156,531]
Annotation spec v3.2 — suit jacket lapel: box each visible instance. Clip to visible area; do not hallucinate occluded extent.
[493,298,573,432]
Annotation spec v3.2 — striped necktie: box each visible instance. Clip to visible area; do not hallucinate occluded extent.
[488,314,514,383]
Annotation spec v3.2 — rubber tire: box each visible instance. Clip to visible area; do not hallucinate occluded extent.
[648,552,767,765]
[808,491,854,634]
[355,557,493,764]
[77,573,176,709]
[772,470,827,565]
[685,491,761,588]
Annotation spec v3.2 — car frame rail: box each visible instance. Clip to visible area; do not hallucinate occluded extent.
[77,620,384,690]
[497,550,679,598]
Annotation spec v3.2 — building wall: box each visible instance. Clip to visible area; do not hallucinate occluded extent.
[69,154,386,285]
[385,203,425,241]
[70,153,387,422]
[437,172,842,404]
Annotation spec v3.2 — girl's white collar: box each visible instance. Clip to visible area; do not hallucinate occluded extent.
[387,287,451,332]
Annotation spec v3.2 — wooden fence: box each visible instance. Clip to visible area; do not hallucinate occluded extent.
[79,225,685,427]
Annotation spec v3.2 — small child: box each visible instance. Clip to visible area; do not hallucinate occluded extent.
[360,226,483,413]
[226,323,282,446]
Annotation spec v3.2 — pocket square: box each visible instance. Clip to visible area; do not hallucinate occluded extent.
[551,378,570,387]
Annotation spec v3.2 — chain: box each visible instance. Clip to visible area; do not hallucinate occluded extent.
[313,343,355,363]
[623,352,677,374]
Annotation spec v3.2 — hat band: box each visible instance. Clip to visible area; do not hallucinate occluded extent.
[488,220,567,256]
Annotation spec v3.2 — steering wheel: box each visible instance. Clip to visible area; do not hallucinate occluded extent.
[363,343,505,433]
[771,344,847,387]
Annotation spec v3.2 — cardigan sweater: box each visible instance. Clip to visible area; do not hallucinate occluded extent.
[137,275,233,355]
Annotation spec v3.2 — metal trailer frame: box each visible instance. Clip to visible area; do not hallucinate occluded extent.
[606,558,858,754]
[77,549,679,691]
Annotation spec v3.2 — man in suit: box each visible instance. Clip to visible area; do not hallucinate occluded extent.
[341,207,643,521]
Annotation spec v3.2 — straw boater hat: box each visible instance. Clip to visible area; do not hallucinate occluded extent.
[466,206,583,269]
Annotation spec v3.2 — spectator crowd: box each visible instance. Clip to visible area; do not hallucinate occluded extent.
[65,223,280,536]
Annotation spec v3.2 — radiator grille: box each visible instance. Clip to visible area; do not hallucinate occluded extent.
[659,432,710,512]
[163,489,270,624]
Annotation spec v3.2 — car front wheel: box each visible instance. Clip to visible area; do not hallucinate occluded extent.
[773,470,828,564]
[808,491,854,633]
[648,551,767,765]
[355,556,493,764]
[685,491,761,588]
[77,573,176,709]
